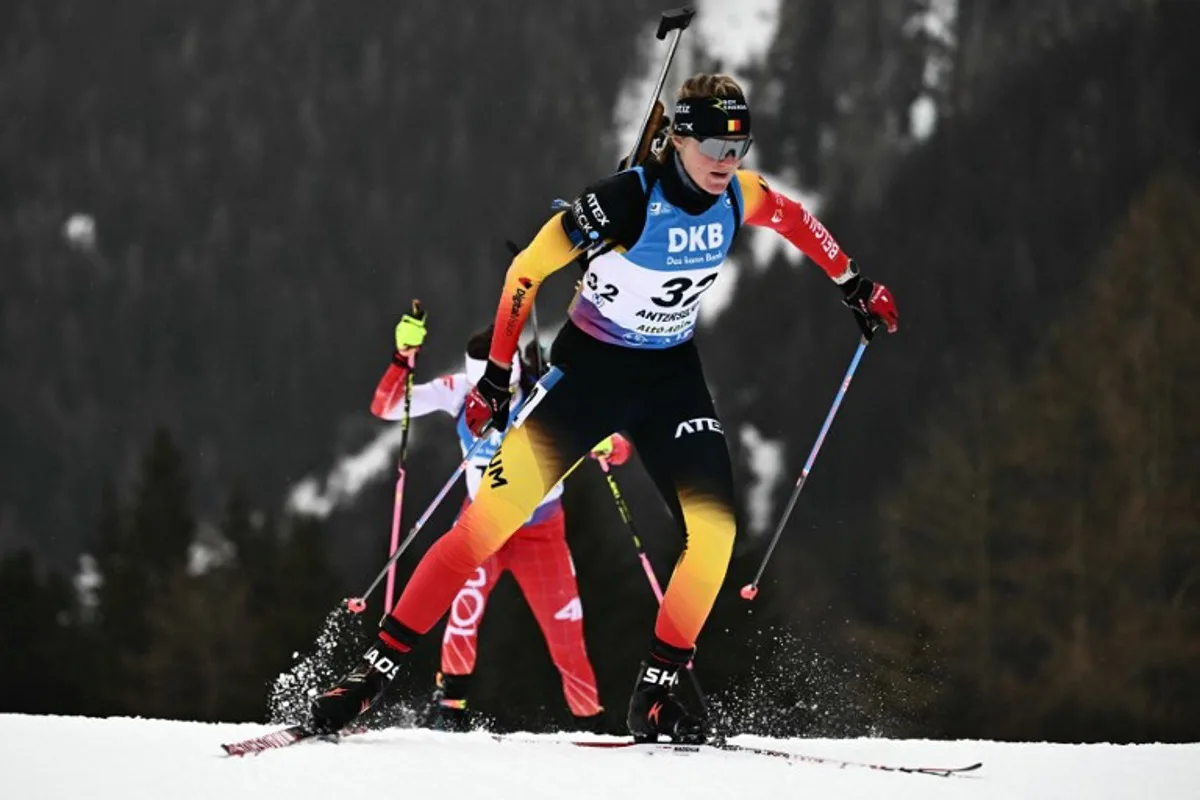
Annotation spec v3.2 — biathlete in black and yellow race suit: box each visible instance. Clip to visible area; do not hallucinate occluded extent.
[312,73,899,743]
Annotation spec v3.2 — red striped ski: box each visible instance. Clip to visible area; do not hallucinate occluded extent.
[566,739,982,778]
[223,727,982,778]
[221,724,367,757]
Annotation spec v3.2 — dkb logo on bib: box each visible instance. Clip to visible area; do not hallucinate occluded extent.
[668,224,724,253]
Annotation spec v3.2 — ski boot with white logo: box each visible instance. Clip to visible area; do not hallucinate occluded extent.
[626,640,706,744]
[310,624,414,735]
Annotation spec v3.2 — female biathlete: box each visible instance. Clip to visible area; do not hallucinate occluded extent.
[312,73,898,743]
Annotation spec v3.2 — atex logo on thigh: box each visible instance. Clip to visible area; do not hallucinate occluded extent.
[674,417,723,438]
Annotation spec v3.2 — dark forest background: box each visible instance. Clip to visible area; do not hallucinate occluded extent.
[3,0,1198,743]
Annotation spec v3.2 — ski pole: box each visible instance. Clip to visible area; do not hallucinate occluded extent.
[384,301,423,611]
[347,366,564,614]
[740,337,869,601]
[530,303,545,375]
[598,457,710,714]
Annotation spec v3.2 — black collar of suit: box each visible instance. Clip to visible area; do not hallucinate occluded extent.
[643,153,722,217]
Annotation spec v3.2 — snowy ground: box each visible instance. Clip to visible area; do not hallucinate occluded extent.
[2,714,1198,800]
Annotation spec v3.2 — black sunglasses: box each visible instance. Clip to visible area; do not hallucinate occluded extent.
[694,136,753,161]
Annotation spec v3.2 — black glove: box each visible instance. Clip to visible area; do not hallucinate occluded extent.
[463,360,512,436]
[840,266,899,340]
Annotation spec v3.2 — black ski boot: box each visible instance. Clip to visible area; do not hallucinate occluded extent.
[310,624,414,735]
[427,672,472,733]
[626,641,706,744]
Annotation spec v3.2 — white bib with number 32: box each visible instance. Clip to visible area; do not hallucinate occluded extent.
[568,171,742,349]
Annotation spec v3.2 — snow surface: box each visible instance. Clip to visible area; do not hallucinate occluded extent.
[3,714,1198,800]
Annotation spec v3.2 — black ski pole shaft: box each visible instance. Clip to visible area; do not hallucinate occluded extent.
[398,299,424,464]
[530,303,545,374]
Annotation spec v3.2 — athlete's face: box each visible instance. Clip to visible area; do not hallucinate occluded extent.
[674,135,748,195]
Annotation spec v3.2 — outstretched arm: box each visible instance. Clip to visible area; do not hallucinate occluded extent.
[737,170,898,336]
[736,170,856,283]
